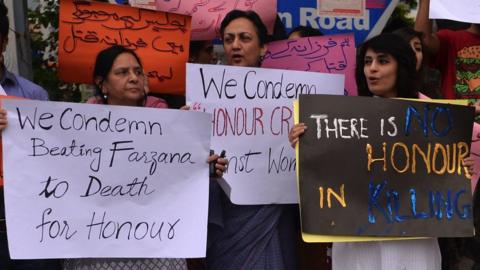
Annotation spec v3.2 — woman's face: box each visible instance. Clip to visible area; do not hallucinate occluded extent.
[191,41,217,64]
[410,36,423,71]
[363,48,398,98]
[223,17,267,67]
[101,52,145,106]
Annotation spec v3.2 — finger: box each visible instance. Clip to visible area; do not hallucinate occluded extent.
[180,105,190,111]
[207,154,219,163]
[215,163,226,171]
[217,158,228,166]
[462,159,474,166]
[289,129,306,141]
[290,138,299,148]
[216,169,223,177]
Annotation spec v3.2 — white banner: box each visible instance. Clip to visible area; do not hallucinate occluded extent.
[429,0,480,24]
[186,63,344,204]
[2,99,211,259]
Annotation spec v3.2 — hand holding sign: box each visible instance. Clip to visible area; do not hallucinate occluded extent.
[0,107,6,131]
[2,99,211,259]
[298,95,475,240]
[186,63,344,204]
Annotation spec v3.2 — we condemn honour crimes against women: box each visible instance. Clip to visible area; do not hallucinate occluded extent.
[16,106,163,136]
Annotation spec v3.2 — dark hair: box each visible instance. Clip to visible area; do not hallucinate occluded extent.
[267,15,287,43]
[393,27,425,67]
[189,40,210,60]
[0,1,8,39]
[356,33,417,98]
[288,25,323,38]
[93,45,143,103]
[220,10,268,46]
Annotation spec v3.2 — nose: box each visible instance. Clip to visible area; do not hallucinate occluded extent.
[368,60,379,72]
[232,37,241,50]
[129,70,139,83]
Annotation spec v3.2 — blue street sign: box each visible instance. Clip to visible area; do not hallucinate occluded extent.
[277,0,399,44]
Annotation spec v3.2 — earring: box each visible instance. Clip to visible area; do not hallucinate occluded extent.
[103,93,107,100]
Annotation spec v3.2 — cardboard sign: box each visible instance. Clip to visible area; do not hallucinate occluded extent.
[262,33,356,96]
[129,0,157,10]
[277,0,399,44]
[58,0,191,94]
[317,0,365,18]
[155,0,277,40]
[186,63,344,204]
[2,99,210,259]
[298,95,475,239]
[429,0,480,24]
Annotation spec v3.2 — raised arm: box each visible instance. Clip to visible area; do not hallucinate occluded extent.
[414,0,440,55]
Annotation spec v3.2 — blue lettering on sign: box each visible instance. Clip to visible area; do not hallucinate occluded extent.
[367,180,472,224]
[404,104,454,138]
[277,0,398,44]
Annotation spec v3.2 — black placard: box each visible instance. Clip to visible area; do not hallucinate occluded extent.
[298,95,475,237]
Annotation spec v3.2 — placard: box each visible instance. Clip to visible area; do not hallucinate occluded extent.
[298,95,474,238]
[317,0,365,17]
[429,0,480,24]
[58,0,191,94]
[2,99,210,259]
[187,63,344,204]
[155,0,277,40]
[262,33,356,96]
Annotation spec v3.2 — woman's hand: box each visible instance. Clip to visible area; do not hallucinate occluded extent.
[463,157,476,178]
[0,108,7,131]
[474,100,480,115]
[180,105,190,110]
[207,154,228,178]
[288,123,307,148]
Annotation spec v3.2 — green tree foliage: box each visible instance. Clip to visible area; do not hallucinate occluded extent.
[28,0,81,102]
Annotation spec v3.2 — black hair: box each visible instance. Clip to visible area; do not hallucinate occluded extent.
[288,25,323,38]
[189,40,211,61]
[267,15,287,43]
[0,1,8,39]
[356,33,417,98]
[93,45,143,104]
[393,27,425,67]
[220,10,268,46]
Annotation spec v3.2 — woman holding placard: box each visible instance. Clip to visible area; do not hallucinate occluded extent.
[56,45,226,270]
[288,33,445,270]
[205,10,299,270]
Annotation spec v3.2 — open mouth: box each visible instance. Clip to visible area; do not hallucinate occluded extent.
[232,54,243,62]
[367,77,379,84]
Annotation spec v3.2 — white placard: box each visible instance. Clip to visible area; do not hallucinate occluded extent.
[2,99,211,259]
[317,0,365,18]
[0,84,6,96]
[186,63,344,204]
[430,0,480,24]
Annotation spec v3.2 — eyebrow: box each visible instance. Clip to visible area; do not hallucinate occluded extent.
[224,31,252,36]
